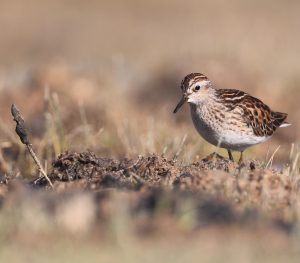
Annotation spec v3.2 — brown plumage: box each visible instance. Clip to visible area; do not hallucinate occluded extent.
[181,73,208,93]
[174,72,290,164]
[215,89,288,137]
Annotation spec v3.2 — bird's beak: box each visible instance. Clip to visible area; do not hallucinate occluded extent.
[173,95,187,113]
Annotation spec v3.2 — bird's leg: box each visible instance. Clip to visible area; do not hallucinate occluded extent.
[228,150,234,162]
[238,151,244,165]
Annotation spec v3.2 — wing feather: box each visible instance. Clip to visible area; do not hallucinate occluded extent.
[215,89,288,137]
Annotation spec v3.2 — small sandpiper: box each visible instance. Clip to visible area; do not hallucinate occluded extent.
[173,73,290,164]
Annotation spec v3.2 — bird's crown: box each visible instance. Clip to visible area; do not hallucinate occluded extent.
[181,73,209,93]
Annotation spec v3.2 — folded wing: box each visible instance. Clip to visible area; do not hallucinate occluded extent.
[216,89,289,137]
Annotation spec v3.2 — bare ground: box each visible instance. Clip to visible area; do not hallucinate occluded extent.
[0,151,294,234]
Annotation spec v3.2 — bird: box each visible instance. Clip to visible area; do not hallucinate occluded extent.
[173,73,290,164]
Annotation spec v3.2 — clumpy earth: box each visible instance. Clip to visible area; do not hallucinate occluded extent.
[0,151,298,263]
[8,151,290,234]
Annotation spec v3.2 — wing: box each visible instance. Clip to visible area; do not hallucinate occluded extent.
[215,89,288,137]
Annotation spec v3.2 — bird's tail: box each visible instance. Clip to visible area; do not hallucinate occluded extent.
[272,112,290,128]
[280,122,291,128]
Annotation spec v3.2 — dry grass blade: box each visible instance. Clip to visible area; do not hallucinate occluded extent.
[265,145,281,169]
[173,134,187,160]
[11,104,54,189]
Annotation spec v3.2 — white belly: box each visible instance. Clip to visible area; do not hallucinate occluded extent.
[190,104,269,152]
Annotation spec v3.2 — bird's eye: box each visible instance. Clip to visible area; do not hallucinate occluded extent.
[195,85,200,91]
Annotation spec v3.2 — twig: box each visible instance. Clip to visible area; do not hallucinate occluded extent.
[11,104,54,189]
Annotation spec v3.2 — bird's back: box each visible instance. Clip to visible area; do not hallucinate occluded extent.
[214,89,289,137]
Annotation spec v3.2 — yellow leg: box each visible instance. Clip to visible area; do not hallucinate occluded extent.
[238,151,244,165]
[228,150,234,161]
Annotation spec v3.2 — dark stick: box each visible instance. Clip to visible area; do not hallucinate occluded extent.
[11,104,54,188]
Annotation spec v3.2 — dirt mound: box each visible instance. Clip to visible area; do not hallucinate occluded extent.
[45,151,178,189]
[29,151,291,229]
[0,151,293,236]
[41,151,242,191]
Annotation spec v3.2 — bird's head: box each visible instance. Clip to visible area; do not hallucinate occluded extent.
[173,73,212,113]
